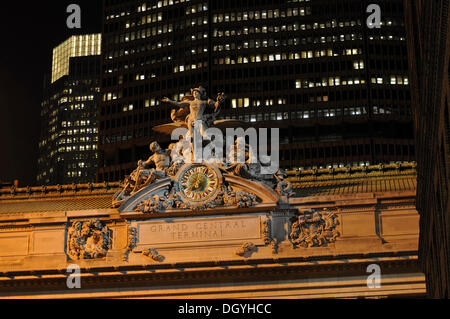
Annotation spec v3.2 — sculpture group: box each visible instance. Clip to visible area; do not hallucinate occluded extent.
[113,86,293,211]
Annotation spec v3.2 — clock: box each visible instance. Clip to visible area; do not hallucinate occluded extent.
[178,164,221,203]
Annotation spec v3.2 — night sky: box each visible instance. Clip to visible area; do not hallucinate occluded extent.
[0,1,102,187]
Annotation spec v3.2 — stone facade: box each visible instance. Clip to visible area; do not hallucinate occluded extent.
[0,165,425,298]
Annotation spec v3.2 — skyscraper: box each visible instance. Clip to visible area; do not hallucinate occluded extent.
[99,0,414,182]
[37,34,102,185]
[404,0,450,298]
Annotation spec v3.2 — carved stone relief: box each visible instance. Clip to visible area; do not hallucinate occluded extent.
[289,209,340,248]
[66,219,111,260]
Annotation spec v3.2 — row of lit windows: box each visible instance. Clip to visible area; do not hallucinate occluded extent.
[67,171,88,178]
[105,57,207,78]
[108,17,208,45]
[213,33,405,53]
[371,105,410,115]
[58,95,95,105]
[65,128,98,135]
[213,19,401,39]
[104,92,119,101]
[222,107,369,123]
[213,33,363,52]
[57,136,98,145]
[231,98,287,108]
[123,3,208,32]
[185,2,207,15]
[103,12,406,52]
[173,61,206,73]
[108,9,396,48]
[369,35,405,41]
[126,12,163,28]
[102,35,403,75]
[104,51,172,73]
[214,49,364,65]
[214,22,348,38]
[117,24,174,44]
[296,76,366,89]
[62,120,92,127]
[186,16,208,27]
[214,49,362,65]
[136,0,189,14]
[212,7,311,23]
[66,162,94,169]
[64,103,87,111]
[229,95,373,109]
[101,82,410,113]
[60,145,98,153]
[100,80,409,110]
[107,0,190,20]
[224,105,409,123]
[371,76,409,85]
[105,32,208,60]
[40,128,97,147]
[106,20,206,47]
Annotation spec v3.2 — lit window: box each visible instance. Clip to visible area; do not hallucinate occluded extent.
[353,60,364,70]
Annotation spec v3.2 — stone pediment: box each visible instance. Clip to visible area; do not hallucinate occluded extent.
[116,163,280,214]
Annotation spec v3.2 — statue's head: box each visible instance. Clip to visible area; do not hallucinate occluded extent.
[191,86,207,99]
[149,142,160,152]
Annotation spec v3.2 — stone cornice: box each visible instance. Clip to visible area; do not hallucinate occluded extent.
[0,253,420,294]
[0,182,121,200]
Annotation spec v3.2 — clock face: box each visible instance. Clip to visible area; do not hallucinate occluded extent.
[179,165,220,202]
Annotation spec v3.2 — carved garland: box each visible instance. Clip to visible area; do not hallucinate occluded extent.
[123,226,137,262]
[289,209,340,248]
[66,219,112,260]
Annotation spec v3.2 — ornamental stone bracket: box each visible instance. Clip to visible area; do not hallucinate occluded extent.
[289,209,341,248]
[142,248,165,262]
[235,242,256,257]
[66,219,112,260]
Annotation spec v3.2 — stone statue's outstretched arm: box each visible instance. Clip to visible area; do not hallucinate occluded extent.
[161,97,184,108]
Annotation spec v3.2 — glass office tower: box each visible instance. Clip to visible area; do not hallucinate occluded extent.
[99,0,413,182]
